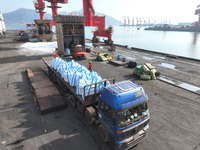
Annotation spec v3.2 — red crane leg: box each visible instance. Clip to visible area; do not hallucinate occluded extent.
[34,0,46,20]
[83,0,95,26]
[93,26,113,44]
[45,0,68,25]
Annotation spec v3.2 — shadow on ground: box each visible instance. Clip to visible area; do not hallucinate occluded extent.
[7,70,111,150]
[0,54,51,64]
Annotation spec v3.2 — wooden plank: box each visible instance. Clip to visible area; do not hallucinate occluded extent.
[31,79,54,90]
[29,73,48,83]
[109,60,128,66]
[37,97,54,114]
[37,95,67,114]
[35,86,60,99]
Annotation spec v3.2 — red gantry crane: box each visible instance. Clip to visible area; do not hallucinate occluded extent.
[44,0,68,25]
[33,0,46,20]
[36,0,113,44]
[83,0,113,44]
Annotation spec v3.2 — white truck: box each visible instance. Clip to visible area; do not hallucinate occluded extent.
[0,12,6,38]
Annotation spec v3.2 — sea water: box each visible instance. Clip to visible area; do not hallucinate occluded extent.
[85,26,200,60]
[9,25,200,60]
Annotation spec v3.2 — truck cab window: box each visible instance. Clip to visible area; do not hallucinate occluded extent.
[77,47,83,52]
[100,101,115,123]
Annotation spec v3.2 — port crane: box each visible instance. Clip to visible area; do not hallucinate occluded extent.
[33,0,113,44]
[195,4,200,28]
[44,0,68,25]
[33,0,46,20]
[83,0,113,44]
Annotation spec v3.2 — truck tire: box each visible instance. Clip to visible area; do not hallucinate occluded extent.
[98,124,108,142]
[70,95,77,108]
[85,109,95,125]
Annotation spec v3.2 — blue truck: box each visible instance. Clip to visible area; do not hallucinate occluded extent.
[43,57,150,150]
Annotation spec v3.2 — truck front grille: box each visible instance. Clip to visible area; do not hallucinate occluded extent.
[126,133,145,147]
[124,121,147,138]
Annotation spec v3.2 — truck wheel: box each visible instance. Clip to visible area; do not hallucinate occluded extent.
[70,95,77,108]
[98,124,108,142]
[85,109,95,125]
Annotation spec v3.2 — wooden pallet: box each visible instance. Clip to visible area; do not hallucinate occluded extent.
[109,60,128,66]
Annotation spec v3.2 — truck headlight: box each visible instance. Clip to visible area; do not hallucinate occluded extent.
[118,143,124,149]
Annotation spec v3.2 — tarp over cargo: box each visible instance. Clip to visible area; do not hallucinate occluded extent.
[133,63,159,80]
[97,53,112,61]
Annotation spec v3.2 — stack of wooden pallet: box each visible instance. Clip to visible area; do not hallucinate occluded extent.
[26,67,67,114]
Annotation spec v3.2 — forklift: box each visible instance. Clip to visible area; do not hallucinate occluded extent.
[65,40,86,60]
[70,44,86,60]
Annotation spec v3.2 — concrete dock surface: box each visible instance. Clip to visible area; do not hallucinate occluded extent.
[0,31,200,150]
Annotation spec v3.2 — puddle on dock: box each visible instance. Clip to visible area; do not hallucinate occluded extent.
[142,56,153,60]
[99,46,104,49]
[160,63,176,69]
[178,83,200,92]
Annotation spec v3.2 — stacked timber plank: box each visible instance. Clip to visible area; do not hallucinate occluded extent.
[26,67,67,114]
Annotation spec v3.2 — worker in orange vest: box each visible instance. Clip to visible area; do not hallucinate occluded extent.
[88,61,92,71]
[53,52,59,58]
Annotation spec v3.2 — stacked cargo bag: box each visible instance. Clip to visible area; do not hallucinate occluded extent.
[150,69,157,80]
[133,63,158,80]
[57,61,68,74]
[144,63,155,70]
[144,63,157,80]
[70,66,87,86]
[51,58,110,99]
[140,73,151,80]
[76,78,92,99]
[52,57,63,70]
[63,69,73,83]
[135,65,143,76]
[96,79,110,92]
[61,64,69,78]
[56,60,66,72]
[140,64,151,80]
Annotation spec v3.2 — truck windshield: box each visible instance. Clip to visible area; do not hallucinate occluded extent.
[76,47,83,52]
[117,102,148,128]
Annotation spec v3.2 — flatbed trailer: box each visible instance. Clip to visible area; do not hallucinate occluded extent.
[42,57,114,108]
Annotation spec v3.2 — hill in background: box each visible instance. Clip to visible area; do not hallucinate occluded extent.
[3,8,123,29]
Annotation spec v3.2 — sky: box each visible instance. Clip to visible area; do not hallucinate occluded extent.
[0,0,200,24]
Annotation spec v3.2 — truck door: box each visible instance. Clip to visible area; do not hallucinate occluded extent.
[99,101,116,136]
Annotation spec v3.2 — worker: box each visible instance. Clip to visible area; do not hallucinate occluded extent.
[88,61,92,71]
[53,52,59,58]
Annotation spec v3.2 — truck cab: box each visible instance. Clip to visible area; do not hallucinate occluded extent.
[71,44,86,60]
[98,80,149,150]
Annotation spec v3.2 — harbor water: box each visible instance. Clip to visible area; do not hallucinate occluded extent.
[85,26,200,60]
[7,25,200,60]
